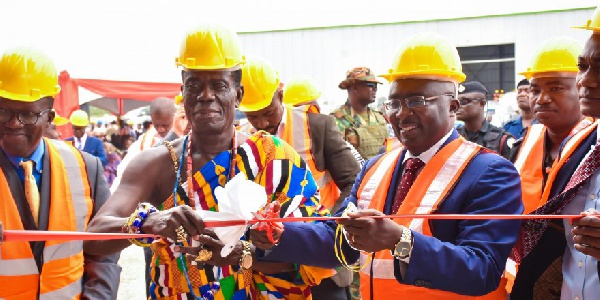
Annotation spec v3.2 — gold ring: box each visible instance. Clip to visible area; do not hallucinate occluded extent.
[176,226,188,243]
[195,248,213,262]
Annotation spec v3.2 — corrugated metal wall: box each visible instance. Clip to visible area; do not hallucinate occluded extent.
[239,9,594,111]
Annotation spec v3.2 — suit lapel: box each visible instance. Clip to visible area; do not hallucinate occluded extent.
[0,148,46,271]
[548,128,598,199]
[38,143,51,231]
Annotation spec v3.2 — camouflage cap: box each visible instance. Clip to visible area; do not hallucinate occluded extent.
[338,66,382,89]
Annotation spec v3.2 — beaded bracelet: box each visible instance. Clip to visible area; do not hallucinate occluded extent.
[122,202,158,247]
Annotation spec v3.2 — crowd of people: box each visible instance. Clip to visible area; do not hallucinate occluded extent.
[1,5,600,300]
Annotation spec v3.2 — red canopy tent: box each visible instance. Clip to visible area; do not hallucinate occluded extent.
[54,70,181,138]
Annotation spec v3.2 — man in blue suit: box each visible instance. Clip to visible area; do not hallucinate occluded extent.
[251,33,523,299]
[511,11,600,299]
[66,110,107,167]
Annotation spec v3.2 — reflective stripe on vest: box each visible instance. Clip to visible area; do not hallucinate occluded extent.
[0,138,92,299]
[514,124,545,172]
[281,105,341,209]
[356,138,504,299]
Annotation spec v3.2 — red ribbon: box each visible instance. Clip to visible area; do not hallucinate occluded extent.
[2,214,591,242]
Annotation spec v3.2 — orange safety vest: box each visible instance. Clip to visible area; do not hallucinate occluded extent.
[513,118,595,214]
[355,137,508,299]
[504,117,597,292]
[280,105,341,209]
[383,137,402,152]
[0,138,93,300]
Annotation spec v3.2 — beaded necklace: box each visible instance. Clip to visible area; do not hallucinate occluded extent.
[174,128,237,300]
[186,129,237,201]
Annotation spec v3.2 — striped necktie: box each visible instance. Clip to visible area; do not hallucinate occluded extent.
[19,160,40,226]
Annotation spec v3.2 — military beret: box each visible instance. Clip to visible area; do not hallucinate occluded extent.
[458,81,488,95]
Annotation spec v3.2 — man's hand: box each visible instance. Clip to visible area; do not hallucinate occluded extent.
[175,231,242,267]
[336,209,404,253]
[572,209,600,259]
[0,221,3,246]
[249,225,282,250]
[141,205,205,242]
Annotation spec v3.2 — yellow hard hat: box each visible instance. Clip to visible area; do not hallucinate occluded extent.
[380,32,466,83]
[239,56,280,112]
[53,114,69,126]
[175,94,183,105]
[573,6,600,32]
[283,75,321,106]
[519,37,583,79]
[69,110,89,127]
[0,47,61,102]
[175,23,245,70]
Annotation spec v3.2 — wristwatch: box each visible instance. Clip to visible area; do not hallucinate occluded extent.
[392,227,413,263]
[239,240,253,270]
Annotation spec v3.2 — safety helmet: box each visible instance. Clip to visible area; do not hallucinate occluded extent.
[53,114,69,126]
[69,110,89,127]
[519,37,583,79]
[176,23,244,70]
[573,6,600,32]
[0,47,60,102]
[239,56,280,112]
[282,75,321,106]
[380,32,466,83]
[174,93,183,105]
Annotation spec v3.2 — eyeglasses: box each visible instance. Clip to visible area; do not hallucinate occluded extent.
[364,82,377,88]
[458,97,485,106]
[0,108,52,125]
[384,94,454,111]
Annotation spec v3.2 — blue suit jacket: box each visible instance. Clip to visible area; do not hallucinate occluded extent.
[66,136,107,167]
[257,130,523,296]
[511,128,599,299]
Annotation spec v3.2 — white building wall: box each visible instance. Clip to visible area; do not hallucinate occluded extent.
[239,8,595,111]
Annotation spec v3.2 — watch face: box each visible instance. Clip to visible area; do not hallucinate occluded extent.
[242,255,253,269]
[396,241,411,258]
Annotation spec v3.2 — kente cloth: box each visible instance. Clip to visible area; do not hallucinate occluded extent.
[149,131,332,300]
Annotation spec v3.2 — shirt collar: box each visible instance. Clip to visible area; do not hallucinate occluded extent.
[403,128,454,164]
[5,138,45,173]
[79,133,88,145]
[480,120,491,133]
[275,105,288,138]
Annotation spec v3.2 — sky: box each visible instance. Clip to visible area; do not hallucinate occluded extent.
[0,0,597,103]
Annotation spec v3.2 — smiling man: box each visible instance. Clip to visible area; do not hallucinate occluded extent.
[332,32,523,298]
[0,47,119,299]
[84,24,339,299]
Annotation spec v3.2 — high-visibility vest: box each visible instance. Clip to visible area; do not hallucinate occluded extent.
[505,117,596,292]
[280,105,341,209]
[355,138,508,299]
[513,118,595,214]
[0,138,93,300]
[383,137,402,152]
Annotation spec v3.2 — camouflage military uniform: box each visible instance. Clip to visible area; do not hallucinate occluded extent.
[331,103,389,160]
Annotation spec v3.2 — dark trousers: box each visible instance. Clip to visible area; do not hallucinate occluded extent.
[312,278,350,300]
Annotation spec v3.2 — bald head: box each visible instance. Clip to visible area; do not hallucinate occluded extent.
[150,97,176,115]
[150,97,176,138]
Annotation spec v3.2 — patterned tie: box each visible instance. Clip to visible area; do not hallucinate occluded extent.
[512,143,600,262]
[392,158,425,213]
[77,138,82,150]
[19,160,40,227]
